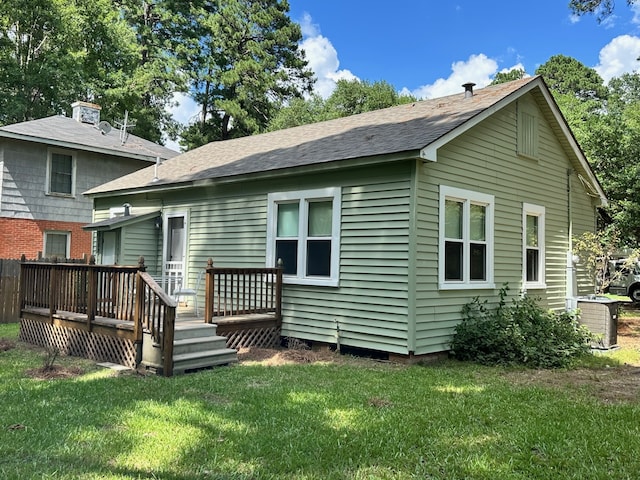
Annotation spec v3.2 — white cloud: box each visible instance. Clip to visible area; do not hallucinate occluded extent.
[163,92,200,152]
[595,34,640,82]
[632,3,640,24]
[406,54,501,99]
[299,13,358,98]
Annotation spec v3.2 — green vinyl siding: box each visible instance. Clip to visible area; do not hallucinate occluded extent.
[412,93,599,355]
[280,171,413,354]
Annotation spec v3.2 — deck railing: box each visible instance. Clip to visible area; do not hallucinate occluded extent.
[204,258,283,323]
[20,256,177,376]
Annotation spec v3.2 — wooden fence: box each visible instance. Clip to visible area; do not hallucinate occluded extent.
[0,259,20,323]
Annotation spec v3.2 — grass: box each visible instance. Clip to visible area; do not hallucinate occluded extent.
[1,322,640,479]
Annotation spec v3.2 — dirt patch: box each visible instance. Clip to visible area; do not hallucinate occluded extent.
[25,365,85,380]
[237,346,342,366]
[0,338,16,352]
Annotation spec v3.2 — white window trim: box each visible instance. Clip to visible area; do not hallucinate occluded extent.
[46,148,76,197]
[267,187,341,287]
[523,203,546,290]
[43,231,71,259]
[438,185,495,290]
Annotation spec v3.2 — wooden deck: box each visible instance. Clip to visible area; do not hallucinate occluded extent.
[18,257,283,375]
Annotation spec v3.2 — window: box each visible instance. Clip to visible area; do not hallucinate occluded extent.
[439,186,494,289]
[44,231,70,259]
[517,103,539,159]
[523,203,545,289]
[47,150,75,196]
[267,187,341,286]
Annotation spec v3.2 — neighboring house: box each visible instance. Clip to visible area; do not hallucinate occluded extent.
[84,76,607,359]
[0,102,177,259]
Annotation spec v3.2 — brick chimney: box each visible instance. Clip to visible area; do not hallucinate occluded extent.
[71,101,101,125]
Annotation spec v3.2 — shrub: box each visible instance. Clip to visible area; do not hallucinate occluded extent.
[451,286,592,368]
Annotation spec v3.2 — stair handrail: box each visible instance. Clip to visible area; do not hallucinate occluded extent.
[135,270,177,376]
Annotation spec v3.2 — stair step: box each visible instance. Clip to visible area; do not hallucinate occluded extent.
[173,322,219,340]
[173,336,228,355]
[172,348,238,374]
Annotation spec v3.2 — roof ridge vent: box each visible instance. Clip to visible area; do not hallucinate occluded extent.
[462,82,476,99]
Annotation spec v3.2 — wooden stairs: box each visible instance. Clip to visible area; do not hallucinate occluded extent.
[141,320,237,375]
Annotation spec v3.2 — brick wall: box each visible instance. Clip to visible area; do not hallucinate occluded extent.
[0,218,92,259]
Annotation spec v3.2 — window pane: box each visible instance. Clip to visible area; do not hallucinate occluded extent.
[526,215,538,247]
[470,204,486,241]
[470,243,486,280]
[277,203,299,237]
[51,153,72,194]
[445,241,463,280]
[275,239,298,274]
[45,233,68,258]
[526,249,539,282]
[307,239,331,276]
[445,200,462,239]
[308,201,332,236]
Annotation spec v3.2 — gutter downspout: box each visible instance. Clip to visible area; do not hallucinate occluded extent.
[566,169,578,311]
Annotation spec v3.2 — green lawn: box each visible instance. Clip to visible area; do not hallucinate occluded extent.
[1,322,639,480]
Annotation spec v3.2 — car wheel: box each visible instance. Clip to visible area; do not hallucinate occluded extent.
[630,286,640,303]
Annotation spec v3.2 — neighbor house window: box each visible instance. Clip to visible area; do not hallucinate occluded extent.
[439,186,494,289]
[523,203,545,289]
[47,150,75,196]
[44,231,70,259]
[267,187,341,286]
[517,103,539,159]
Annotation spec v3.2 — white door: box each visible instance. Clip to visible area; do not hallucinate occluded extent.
[163,214,186,294]
[101,231,118,265]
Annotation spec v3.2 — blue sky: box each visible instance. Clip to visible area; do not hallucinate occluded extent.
[167,1,640,149]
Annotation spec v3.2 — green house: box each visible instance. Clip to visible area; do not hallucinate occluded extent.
[84,76,606,360]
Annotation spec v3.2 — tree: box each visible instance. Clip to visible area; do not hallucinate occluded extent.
[178,0,314,149]
[0,0,95,124]
[490,68,526,85]
[266,79,416,132]
[569,0,636,22]
[535,55,607,101]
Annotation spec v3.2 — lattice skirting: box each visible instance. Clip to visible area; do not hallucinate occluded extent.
[223,326,281,349]
[19,318,137,369]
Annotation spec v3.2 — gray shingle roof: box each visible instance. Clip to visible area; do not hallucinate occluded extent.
[84,76,545,196]
[0,115,178,162]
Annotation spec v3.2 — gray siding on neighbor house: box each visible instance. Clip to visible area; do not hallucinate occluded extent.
[0,138,151,222]
[412,94,598,355]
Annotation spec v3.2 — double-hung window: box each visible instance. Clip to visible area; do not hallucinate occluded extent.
[267,187,341,286]
[523,203,545,289]
[47,149,75,196]
[439,186,494,289]
[44,231,70,259]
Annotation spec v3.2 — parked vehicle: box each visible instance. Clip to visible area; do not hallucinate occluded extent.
[607,258,640,302]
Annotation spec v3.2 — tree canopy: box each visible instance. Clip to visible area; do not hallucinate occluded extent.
[0,0,312,147]
[569,0,636,22]
[266,79,416,132]
[536,56,640,244]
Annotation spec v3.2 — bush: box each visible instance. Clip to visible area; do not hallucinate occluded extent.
[451,286,592,368]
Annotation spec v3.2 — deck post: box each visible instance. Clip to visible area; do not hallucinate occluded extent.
[133,257,146,364]
[275,258,283,323]
[87,255,97,327]
[48,256,58,322]
[205,258,214,324]
[19,254,26,312]
[162,306,175,377]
